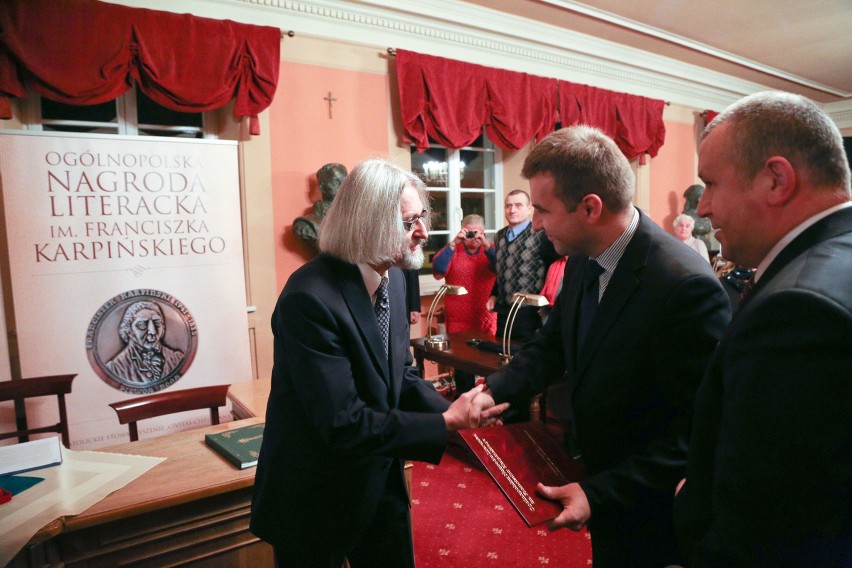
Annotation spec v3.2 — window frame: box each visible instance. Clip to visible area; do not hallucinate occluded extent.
[412,134,503,295]
[20,86,213,140]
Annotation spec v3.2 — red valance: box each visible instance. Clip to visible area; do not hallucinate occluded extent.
[0,0,280,134]
[397,49,558,152]
[398,49,666,161]
[559,82,665,161]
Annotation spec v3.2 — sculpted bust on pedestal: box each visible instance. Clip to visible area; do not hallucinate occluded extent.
[682,184,714,251]
[293,163,347,250]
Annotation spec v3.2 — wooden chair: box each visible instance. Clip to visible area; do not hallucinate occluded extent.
[0,374,77,448]
[109,384,231,441]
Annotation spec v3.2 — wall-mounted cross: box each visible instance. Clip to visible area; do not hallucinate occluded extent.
[323,92,337,119]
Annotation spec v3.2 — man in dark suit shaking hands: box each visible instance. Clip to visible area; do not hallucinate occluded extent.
[674,92,852,567]
[471,125,731,567]
[251,159,507,567]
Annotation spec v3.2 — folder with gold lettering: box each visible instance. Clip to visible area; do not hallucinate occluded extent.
[459,422,584,526]
[205,423,264,469]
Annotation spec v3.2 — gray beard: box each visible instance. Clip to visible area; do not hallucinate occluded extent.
[398,245,424,270]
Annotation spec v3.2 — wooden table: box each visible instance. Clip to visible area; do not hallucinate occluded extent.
[228,378,271,420]
[410,330,506,378]
[410,331,542,421]
[11,417,273,568]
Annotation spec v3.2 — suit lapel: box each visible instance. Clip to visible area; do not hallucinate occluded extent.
[749,206,852,301]
[335,259,391,384]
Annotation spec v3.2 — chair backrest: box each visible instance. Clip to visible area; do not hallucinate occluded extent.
[109,384,231,441]
[0,374,77,448]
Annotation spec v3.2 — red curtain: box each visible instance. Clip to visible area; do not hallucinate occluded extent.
[0,0,280,134]
[397,49,558,152]
[559,82,665,161]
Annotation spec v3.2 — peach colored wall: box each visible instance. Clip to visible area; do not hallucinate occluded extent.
[268,61,390,291]
[648,119,698,234]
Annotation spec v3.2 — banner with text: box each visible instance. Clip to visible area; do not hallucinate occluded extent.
[0,132,252,449]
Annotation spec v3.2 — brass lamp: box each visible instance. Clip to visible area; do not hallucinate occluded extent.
[424,284,468,350]
[500,292,549,364]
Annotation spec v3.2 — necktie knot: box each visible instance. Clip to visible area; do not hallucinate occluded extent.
[584,260,604,296]
[375,276,389,309]
[739,274,756,306]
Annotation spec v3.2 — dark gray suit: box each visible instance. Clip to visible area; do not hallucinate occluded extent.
[251,254,450,566]
[675,206,852,567]
[487,210,730,567]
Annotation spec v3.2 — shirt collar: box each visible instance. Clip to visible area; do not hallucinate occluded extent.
[358,263,387,301]
[754,201,852,283]
[508,219,531,235]
[592,207,640,276]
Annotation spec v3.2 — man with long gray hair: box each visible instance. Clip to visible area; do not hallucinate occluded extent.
[251,158,507,567]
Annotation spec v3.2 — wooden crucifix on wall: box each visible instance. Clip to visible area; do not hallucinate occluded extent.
[323,92,337,119]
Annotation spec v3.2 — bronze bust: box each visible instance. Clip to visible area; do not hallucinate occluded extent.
[293,163,347,249]
[683,184,713,251]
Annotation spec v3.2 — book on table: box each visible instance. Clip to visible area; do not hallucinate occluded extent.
[458,421,584,527]
[0,435,63,476]
[204,423,264,469]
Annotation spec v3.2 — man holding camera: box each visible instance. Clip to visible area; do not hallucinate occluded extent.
[432,214,498,393]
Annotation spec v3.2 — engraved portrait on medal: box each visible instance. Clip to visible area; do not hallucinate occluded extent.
[86,289,197,393]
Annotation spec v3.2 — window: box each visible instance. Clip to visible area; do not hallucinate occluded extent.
[410,132,502,293]
[26,85,207,139]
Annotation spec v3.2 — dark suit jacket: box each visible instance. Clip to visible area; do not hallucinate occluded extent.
[675,206,852,567]
[487,210,730,564]
[251,254,450,552]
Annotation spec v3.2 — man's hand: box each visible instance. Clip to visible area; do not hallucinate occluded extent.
[536,482,591,531]
[486,295,496,311]
[468,387,499,428]
[409,311,420,324]
[443,384,509,431]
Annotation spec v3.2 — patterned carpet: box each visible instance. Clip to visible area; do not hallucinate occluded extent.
[412,440,593,567]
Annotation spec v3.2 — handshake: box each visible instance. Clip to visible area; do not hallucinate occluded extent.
[442,383,509,432]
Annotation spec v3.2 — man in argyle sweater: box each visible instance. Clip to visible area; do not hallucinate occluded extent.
[487,189,559,345]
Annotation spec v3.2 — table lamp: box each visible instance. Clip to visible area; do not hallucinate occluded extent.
[500,292,549,364]
[424,284,467,350]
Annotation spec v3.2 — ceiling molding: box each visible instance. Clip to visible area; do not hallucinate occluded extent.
[824,100,852,130]
[541,0,851,99]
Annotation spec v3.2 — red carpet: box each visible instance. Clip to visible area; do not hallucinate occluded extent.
[412,441,593,566]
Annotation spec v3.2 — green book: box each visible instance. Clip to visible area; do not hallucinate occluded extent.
[205,423,264,469]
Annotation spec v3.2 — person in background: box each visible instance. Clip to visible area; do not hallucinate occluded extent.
[674,91,852,567]
[401,268,421,326]
[673,213,711,263]
[251,159,507,568]
[470,125,730,567]
[487,189,559,342]
[432,213,497,393]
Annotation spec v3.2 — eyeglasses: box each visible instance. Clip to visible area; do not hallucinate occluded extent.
[402,209,428,232]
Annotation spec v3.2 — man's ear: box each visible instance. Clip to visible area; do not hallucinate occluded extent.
[762,156,797,206]
[581,194,604,223]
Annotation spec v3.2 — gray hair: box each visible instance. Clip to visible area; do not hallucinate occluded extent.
[673,213,695,230]
[461,213,485,227]
[704,91,851,196]
[522,125,635,212]
[318,159,429,265]
[118,301,164,343]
